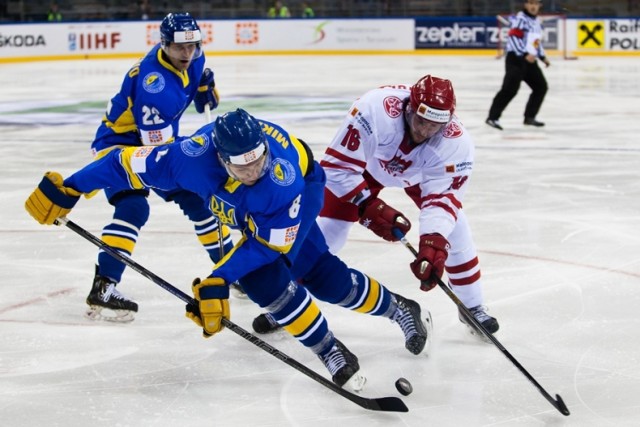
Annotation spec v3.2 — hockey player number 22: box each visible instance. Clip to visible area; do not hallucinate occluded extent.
[142,105,165,125]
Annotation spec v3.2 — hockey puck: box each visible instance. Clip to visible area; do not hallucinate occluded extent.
[395,377,413,396]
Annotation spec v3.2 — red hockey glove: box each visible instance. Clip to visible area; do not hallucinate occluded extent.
[410,234,450,291]
[358,198,411,242]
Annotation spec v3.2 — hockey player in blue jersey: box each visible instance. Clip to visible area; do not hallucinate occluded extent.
[85,12,232,322]
[25,108,431,390]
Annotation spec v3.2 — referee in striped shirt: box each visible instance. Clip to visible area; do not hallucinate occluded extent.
[486,0,551,130]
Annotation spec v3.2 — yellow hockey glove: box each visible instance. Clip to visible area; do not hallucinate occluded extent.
[25,172,81,225]
[185,277,230,338]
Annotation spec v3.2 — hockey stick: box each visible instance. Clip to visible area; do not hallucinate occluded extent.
[392,229,570,416]
[496,14,511,26]
[54,217,408,413]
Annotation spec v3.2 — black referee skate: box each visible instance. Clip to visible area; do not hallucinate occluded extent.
[391,294,432,356]
[524,117,545,127]
[485,118,503,130]
[252,312,282,334]
[319,339,366,391]
[85,267,138,323]
[459,305,499,341]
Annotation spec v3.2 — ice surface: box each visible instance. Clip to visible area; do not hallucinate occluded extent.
[1,54,639,426]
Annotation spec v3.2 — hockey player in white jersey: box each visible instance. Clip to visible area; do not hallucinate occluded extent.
[316,74,499,338]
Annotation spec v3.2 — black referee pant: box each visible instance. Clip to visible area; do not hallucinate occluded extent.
[488,52,548,121]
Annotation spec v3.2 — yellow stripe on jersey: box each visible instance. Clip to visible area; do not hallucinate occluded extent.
[119,146,152,190]
[283,300,322,337]
[81,146,127,199]
[290,135,309,177]
[224,177,242,193]
[211,235,245,272]
[101,235,136,253]
[247,215,296,254]
[103,97,137,134]
[353,276,381,314]
[93,145,125,161]
[157,48,190,87]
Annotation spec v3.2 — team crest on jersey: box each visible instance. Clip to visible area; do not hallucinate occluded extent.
[383,96,403,118]
[210,197,237,227]
[269,158,295,186]
[380,154,412,176]
[180,134,210,157]
[442,121,463,138]
[143,72,166,94]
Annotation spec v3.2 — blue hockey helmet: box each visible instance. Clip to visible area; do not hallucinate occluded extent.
[160,13,202,46]
[212,109,270,183]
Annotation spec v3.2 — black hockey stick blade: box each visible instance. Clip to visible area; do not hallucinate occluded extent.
[393,229,570,416]
[552,394,570,416]
[56,217,408,413]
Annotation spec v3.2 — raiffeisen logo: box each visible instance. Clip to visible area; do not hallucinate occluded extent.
[310,21,329,44]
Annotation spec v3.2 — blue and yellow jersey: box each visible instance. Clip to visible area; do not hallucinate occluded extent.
[66,117,316,283]
[92,44,205,152]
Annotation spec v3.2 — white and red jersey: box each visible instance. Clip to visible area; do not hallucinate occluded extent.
[320,84,474,239]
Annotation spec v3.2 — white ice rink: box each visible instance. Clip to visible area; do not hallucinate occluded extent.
[1,53,639,427]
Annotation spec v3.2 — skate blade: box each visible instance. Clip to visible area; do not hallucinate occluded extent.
[85,305,135,323]
[463,323,492,343]
[343,371,367,393]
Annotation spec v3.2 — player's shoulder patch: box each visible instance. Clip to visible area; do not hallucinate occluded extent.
[180,133,210,157]
[382,96,404,118]
[269,158,296,186]
[442,121,463,139]
[142,72,166,94]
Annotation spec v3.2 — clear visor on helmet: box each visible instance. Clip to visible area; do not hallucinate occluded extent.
[222,143,270,185]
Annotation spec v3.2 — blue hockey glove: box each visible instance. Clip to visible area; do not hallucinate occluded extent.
[185,277,229,338]
[194,68,219,113]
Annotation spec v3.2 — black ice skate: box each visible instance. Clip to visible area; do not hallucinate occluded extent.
[319,339,366,392]
[459,305,499,342]
[85,267,138,323]
[391,294,432,356]
[252,312,282,334]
